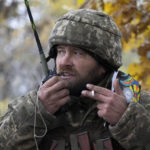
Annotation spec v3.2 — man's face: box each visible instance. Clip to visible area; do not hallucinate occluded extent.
[56,45,106,96]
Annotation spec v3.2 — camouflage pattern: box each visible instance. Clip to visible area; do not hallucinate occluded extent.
[48,9,122,70]
[110,90,150,149]
[0,90,56,150]
[0,90,150,150]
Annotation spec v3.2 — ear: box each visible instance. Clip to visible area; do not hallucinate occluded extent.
[97,65,107,77]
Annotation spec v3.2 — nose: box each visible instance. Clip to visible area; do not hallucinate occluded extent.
[59,52,73,67]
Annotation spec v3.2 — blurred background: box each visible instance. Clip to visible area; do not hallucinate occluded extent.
[0,0,150,115]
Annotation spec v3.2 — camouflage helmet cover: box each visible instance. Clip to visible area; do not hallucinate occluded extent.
[48,9,122,70]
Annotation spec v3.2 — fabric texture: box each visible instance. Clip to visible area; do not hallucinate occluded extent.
[0,89,150,150]
[48,9,122,70]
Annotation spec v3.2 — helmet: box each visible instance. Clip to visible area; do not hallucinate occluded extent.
[48,9,122,70]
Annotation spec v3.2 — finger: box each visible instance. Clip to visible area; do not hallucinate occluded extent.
[97,103,105,110]
[43,76,59,88]
[57,95,71,106]
[42,95,70,114]
[113,79,124,96]
[46,80,69,94]
[81,90,108,103]
[86,84,112,96]
[38,80,69,101]
[97,109,104,118]
[51,89,70,100]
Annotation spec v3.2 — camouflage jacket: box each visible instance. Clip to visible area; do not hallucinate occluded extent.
[0,90,150,150]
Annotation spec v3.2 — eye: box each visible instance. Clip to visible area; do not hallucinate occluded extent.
[73,49,84,56]
[74,51,81,55]
[57,48,65,56]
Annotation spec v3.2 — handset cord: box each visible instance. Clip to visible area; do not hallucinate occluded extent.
[34,85,48,150]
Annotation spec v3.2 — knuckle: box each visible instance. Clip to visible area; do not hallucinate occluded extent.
[66,95,71,101]
[46,76,58,85]
[38,85,44,91]
[38,88,49,101]
[112,93,116,100]
[61,96,70,105]
[101,104,109,114]
[64,89,70,95]
[104,104,109,112]
[52,76,59,81]
[37,91,41,99]
[97,110,102,117]
[108,96,114,105]
[103,108,108,115]
[85,91,89,96]
[55,103,60,108]
[58,81,66,87]
[90,84,94,89]
[37,89,43,99]
[64,81,69,88]
[52,76,57,80]
[97,104,101,109]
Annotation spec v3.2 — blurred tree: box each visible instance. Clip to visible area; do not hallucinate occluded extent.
[0,0,78,115]
[0,0,81,116]
[0,0,78,104]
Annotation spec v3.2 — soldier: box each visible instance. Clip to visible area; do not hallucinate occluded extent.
[0,9,150,150]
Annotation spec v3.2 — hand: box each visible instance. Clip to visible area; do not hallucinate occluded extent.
[37,76,70,114]
[81,79,127,125]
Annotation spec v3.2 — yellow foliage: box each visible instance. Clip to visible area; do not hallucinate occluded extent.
[145,75,150,89]
[123,33,144,51]
[77,0,85,7]
[142,25,150,38]
[40,24,51,42]
[0,100,9,116]
[104,2,114,14]
[140,57,150,69]
[116,0,132,4]
[130,18,141,25]
[78,0,150,90]
[127,63,143,80]
[127,57,150,91]
[47,0,77,14]
[30,0,42,6]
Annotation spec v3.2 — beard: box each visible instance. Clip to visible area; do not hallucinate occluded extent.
[57,66,104,96]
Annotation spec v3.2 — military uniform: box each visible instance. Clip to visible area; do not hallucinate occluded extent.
[1,9,150,150]
[0,89,150,150]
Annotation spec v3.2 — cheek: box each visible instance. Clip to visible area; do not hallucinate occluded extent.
[56,58,60,71]
[74,62,92,76]
[79,61,104,79]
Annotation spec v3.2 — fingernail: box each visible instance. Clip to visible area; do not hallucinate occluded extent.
[86,84,92,89]
[81,90,86,95]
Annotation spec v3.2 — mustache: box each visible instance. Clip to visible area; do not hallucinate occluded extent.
[57,67,77,75]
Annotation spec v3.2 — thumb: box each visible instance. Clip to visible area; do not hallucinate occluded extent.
[113,79,124,96]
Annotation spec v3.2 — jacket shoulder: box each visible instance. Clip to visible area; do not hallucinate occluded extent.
[140,90,150,109]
